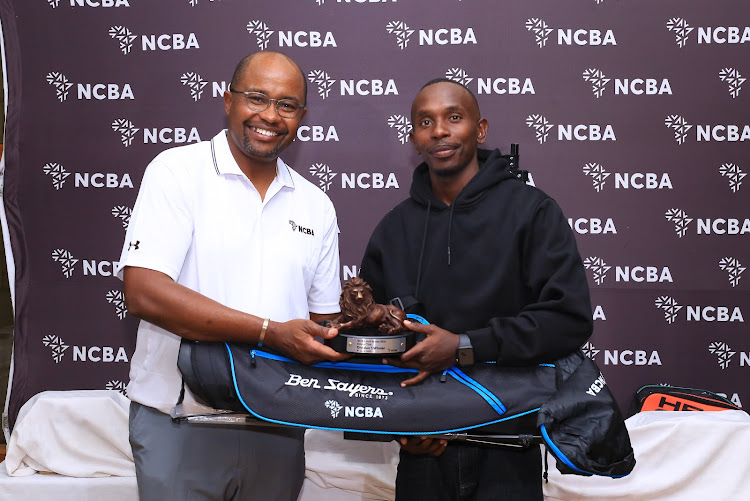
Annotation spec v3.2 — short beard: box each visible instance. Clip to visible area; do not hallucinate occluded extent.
[241,127,284,159]
[432,163,467,177]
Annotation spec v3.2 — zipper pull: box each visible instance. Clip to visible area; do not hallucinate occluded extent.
[250,350,257,368]
[440,370,448,383]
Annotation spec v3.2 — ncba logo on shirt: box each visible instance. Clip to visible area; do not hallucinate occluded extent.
[308,164,399,193]
[665,115,750,143]
[667,17,750,47]
[443,68,535,96]
[665,208,750,237]
[46,72,134,101]
[385,20,477,49]
[526,114,616,144]
[655,296,745,325]
[246,20,337,50]
[109,26,200,54]
[111,118,201,147]
[307,69,399,99]
[525,18,616,48]
[582,163,672,192]
[583,256,673,286]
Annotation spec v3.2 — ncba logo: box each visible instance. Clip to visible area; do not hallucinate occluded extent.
[109,26,199,54]
[582,69,672,98]
[105,380,127,395]
[309,163,399,193]
[719,257,746,287]
[583,256,673,286]
[567,217,617,235]
[42,335,129,363]
[708,342,744,370]
[581,342,662,367]
[324,400,383,419]
[107,290,128,319]
[180,72,208,101]
[444,68,535,96]
[525,18,616,48]
[307,69,398,99]
[526,115,615,144]
[46,0,130,7]
[655,296,744,325]
[665,115,750,144]
[246,20,337,50]
[51,248,120,278]
[387,115,412,145]
[43,162,134,190]
[665,208,750,237]
[111,118,201,147]
[385,20,476,50]
[315,0,397,5]
[46,71,134,101]
[583,163,672,192]
[667,17,750,47]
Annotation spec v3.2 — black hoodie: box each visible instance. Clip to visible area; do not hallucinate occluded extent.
[360,148,593,365]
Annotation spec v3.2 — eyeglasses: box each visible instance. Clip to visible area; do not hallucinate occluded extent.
[229,90,305,118]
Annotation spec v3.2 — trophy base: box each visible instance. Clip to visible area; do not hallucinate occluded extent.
[326,327,415,356]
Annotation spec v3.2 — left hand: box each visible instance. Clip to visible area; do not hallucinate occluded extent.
[383,320,459,387]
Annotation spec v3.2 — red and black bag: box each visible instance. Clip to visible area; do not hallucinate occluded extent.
[628,384,743,416]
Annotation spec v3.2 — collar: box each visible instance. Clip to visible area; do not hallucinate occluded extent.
[210,130,296,190]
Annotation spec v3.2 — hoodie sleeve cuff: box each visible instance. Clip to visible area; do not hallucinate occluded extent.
[465,327,500,363]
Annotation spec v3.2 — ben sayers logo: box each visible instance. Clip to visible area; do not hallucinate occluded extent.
[655,296,744,324]
[525,18,616,48]
[665,115,750,144]
[667,18,750,47]
[526,115,615,144]
[583,256,673,286]
[583,163,672,192]
[246,20,337,50]
[307,69,398,99]
[111,118,201,147]
[46,72,134,101]
[309,164,399,193]
[385,21,476,49]
[42,335,129,363]
[444,68,535,96]
[325,400,383,419]
[665,209,750,237]
[285,373,393,400]
[582,69,672,98]
[109,26,199,54]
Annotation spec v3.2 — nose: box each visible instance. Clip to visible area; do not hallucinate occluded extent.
[431,119,449,138]
[356,290,363,299]
[256,101,282,122]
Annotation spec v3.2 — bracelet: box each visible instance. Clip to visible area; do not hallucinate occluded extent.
[258,318,270,347]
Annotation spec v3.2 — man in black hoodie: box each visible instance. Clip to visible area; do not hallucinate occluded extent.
[359,79,593,500]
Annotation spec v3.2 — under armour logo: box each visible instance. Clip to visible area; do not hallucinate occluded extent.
[128,240,140,251]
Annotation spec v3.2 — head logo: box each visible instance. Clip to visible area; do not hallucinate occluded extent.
[43,335,69,363]
[112,206,132,229]
[581,341,600,360]
[664,115,692,145]
[719,68,745,99]
[43,163,71,189]
[720,163,746,192]
[325,399,343,418]
[385,21,414,50]
[525,18,553,48]
[52,249,78,278]
[181,72,208,101]
[655,296,683,324]
[664,208,692,238]
[111,119,140,147]
[666,18,693,48]
[583,257,610,285]
[246,20,274,50]
[708,342,735,370]
[387,115,411,145]
[105,380,127,395]
[106,290,127,319]
[307,70,336,99]
[582,69,610,98]
[309,164,337,192]
[582,163,610,192]
[525,115,553,144]
[445,68,473,87]
[719,257,745,287]
[109,26,136,54]
[46,72,73,101]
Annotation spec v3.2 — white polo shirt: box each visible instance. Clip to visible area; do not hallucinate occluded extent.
[117,130,341,414]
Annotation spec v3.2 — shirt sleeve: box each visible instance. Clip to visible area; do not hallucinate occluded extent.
[306,198,342,314]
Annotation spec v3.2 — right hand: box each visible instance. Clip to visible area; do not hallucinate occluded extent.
[398,436,448,457]
[265,319,350,365]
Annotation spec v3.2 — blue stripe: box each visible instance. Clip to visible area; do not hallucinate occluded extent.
[540,424,630,478]
[406,314,429,324]
[449,367,506,414]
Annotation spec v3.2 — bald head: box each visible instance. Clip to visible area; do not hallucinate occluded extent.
[230,51,308,105]
[412,78,479,123]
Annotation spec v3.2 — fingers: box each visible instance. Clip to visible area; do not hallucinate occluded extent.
[399,436,448,456]
[403,319,430,333]
[400,370,431,388]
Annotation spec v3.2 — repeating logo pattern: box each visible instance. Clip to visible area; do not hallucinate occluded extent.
[719,68,745,99]
[307,70,336,99]
[43,335,69,363]
[109,26,137,54]
[105,380,127,395]
[445,68,473,87]
[664,115,693,145]
[525,114,553,144]
[46,72,73,102]
[325,399,343,418]
[246,20,274,50]
[52,249,78,278]
[112,206,132,228]
[582,163,610,192]
[666,18,694,48]
[582,69,610,98]
[708,342,735,370]
[719,258,745,288]
[111,119,139,147]
[43,163,71,190]
[525,18,553,48]
[180,72,208,101]
[583,256,611,286]
[664,208,692,238]
[309,163,337,192]
[581,341,600,360]
[655,296,683,324]
[106,290,127,319]
[46,0,61,7]
[387,115,412,145]
[720,163,746,192]
[386,21,415,50]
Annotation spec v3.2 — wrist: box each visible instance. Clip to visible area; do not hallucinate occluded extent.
[456,333,474,366]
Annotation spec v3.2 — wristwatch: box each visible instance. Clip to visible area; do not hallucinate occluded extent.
[456,333,474,366]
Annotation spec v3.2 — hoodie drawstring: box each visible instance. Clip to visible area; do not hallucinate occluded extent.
[447,203,455,266]
[415,200,431,298]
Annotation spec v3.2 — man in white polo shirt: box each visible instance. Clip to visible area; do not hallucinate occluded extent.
[117,51,348,501]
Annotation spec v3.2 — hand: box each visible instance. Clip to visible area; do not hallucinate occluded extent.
[398,436,448,457]
[265,319,350,365]
[383,320,460,387]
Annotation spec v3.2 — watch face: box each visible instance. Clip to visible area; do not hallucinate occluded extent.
[457,348,474,366]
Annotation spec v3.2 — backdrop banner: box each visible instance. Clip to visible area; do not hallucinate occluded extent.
[1,0,748,432]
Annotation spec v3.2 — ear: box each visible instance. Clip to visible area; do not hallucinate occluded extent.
[476,118,489,145]
[223,91,232,116]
